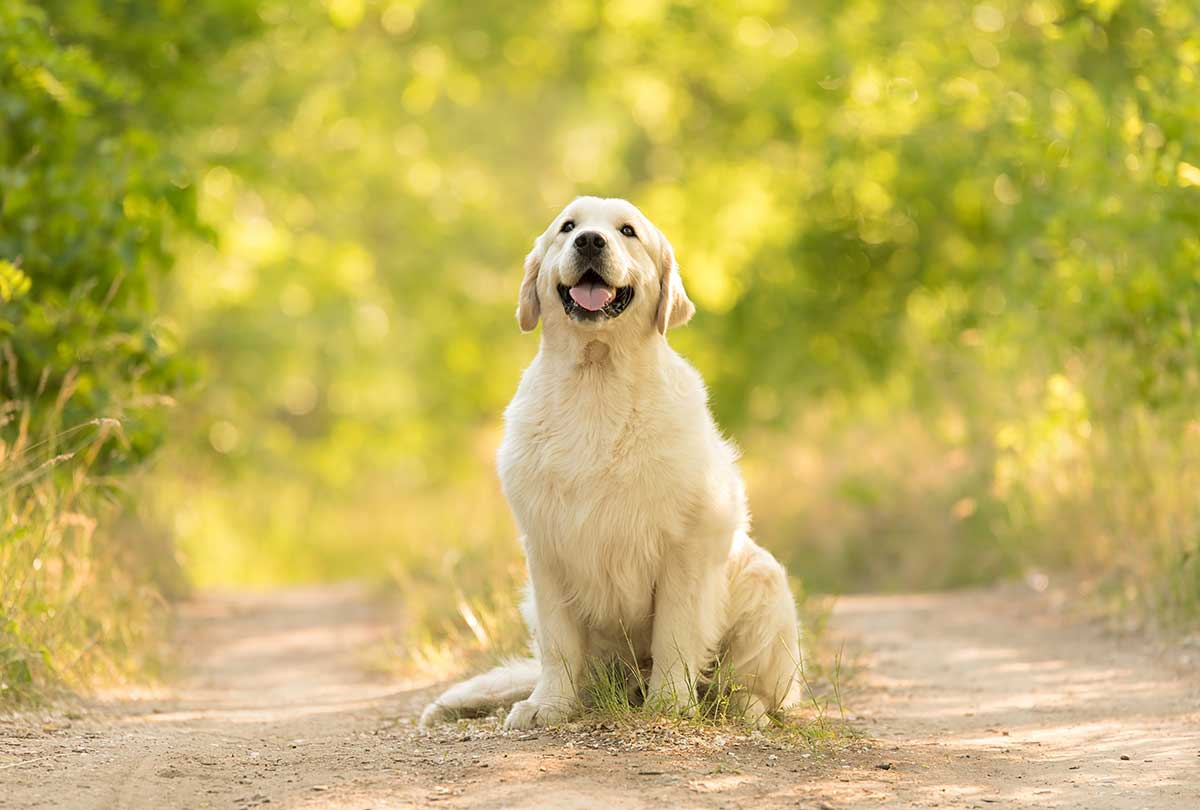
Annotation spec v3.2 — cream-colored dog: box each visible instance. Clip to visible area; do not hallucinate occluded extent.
[420,197,802,729]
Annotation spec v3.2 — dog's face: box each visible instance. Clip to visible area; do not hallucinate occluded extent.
[517,197,694,337]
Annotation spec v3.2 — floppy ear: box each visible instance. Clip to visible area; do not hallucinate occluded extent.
[655,238,695,334]
[516,239,544,333]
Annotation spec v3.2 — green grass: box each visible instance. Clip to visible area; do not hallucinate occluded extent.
[572,647,853,748]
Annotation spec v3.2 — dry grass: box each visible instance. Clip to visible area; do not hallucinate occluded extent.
[0,382,170,704]
[743,368,1200,627]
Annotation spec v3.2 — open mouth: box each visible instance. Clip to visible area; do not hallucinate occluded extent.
[557,269,634,321]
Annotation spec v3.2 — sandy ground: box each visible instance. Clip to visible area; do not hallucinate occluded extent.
[2,583,1197,809]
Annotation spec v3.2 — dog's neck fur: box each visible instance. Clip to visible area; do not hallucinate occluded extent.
[538,323,664,382]
[531,326,669,443]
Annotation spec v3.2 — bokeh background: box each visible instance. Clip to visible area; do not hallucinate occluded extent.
[2,0,1198,697]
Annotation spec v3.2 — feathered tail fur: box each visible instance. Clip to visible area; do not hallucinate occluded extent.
[418,657,540,727]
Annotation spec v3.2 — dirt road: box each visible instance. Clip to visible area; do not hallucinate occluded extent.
[2,584,1197,809]
[834,591,1199,808]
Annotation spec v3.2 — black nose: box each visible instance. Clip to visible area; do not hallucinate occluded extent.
[573,231,607,258]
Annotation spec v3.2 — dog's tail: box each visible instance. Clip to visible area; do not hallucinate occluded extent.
[418,657,540,728]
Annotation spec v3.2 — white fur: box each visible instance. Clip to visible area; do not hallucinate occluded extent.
[420,197,802,730]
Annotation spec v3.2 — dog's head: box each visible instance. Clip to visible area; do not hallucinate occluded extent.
[516,197,694,337]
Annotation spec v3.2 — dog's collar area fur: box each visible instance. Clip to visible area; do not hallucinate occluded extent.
[556,270,634,322]
[580,339,611,365]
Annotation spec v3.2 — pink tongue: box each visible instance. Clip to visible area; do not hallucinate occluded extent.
[569,281,615,312]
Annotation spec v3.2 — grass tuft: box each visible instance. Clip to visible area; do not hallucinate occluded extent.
[571,617,857,750]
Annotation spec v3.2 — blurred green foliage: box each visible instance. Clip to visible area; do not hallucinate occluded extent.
[1,0,261,465]
[1,0,258,699]
[162,0,1199,625]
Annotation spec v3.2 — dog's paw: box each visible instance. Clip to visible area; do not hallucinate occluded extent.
[646,675,697,716]
[503,698,571,730]
[417,705,446,729]
[729,692,773,728]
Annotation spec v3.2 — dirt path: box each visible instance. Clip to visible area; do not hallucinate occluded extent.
[2,585,1197,809]
[833,590,1199,808]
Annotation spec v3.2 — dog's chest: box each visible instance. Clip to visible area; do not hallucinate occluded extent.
[499,389,690,626]
[503,408,669,541]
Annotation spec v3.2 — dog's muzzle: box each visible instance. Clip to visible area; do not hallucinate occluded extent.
[557,268,634,322]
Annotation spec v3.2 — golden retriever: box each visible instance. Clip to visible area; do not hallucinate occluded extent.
[420,197,802,729]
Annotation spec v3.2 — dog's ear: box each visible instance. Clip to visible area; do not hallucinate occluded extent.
[655,237,695,334]
[516,237,545,333]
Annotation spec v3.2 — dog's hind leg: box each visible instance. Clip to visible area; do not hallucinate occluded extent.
[722,532,803,726]
[418,657,540,727]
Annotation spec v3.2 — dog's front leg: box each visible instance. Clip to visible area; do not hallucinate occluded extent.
[647,557,725,713]
[504,549,585,729]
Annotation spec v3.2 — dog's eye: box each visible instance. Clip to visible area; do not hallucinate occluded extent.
[560,220,575,233]
[620,224,637,238]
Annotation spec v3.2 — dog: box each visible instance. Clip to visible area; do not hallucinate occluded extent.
[420,197,802,729]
